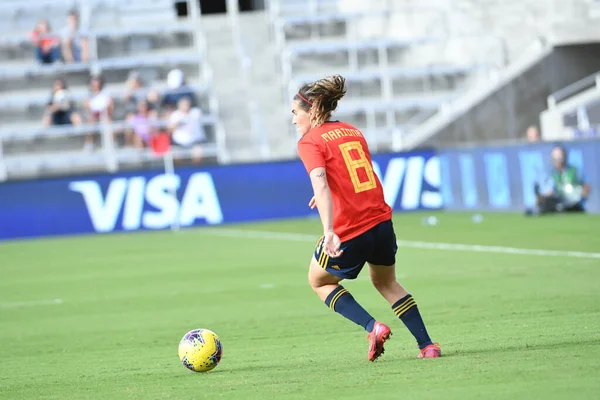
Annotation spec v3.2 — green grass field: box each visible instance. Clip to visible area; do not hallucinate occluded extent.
[1,212,599,400]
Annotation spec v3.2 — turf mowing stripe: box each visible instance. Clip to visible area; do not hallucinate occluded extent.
[0,298,63,309]
[201,228,600,260]
[395,240,600,259]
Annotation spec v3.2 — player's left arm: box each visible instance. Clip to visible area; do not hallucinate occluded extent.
[309,167,342,258]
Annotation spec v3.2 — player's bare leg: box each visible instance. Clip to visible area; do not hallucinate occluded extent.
[308,256,343,301]
[308,257,388,361]
[369,263,441,358]
[368,263,409,304]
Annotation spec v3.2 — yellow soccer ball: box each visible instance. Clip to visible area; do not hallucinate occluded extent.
[178,329,223,372]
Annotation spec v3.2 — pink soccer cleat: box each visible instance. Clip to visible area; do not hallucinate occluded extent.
[367,321,392,361]
[418,342,441,359]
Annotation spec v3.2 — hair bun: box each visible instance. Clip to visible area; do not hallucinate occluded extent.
[296,75,347,126]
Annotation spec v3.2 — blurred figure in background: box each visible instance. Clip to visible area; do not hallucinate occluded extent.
[530,146,591,215]
[526,125,541,143]
[161,69,197,116]
[43,78,82,127]
[61,10,89,63]
[168,97,204,163]
[147,90,161,115]
[30,19,61,64]
[124,71,145,118]
[85,76,114,124]
[123,71,160,119]
[126,99,159,149]
[84,76,114,150]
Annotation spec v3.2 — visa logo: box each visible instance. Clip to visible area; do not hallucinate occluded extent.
[69,172,223,233]
[373,156,442,210]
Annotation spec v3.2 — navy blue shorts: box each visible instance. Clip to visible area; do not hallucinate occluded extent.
[313,220,398,280]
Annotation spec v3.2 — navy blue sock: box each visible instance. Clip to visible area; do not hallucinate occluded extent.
[325,286,376,332]
[392,294,433,349]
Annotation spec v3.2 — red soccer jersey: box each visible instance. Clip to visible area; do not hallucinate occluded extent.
[298,121,392,242]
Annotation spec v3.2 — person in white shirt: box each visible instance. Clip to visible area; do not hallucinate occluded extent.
[61,10,89,63]
[168,97,205,163]
[84,76,114,151]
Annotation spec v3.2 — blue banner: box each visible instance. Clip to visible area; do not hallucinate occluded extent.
[439,140,600,213]
[0,151,441,240]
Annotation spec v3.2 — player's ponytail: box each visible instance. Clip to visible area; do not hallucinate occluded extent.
[294,75,347,127]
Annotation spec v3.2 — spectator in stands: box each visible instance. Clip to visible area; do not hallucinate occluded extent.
[528,145,591,215]
[526,125,541,143]
[147,89,161,114]
[84,76,114,150]
[43,78,82,127]
[61,10,89,63]
[30,19,61,64]
[85,76,114,123]
[161,69,197,115]
[168,97,205,163]
[124,71,159,119]
[124,71,144,117]
[126,99,159,148]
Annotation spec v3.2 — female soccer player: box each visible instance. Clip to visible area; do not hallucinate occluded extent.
[293,75,441,361]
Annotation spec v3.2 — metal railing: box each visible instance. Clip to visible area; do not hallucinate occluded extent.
[287,64,484,104]
[0,115,219,141]
[547,72,600,108]
[540,71,600,142]
[279,34,499,146]
[0,85,209,110]
[0,116,221,181]
[226,0,271,161]
[272,6,450,52]
[402,38,551,150]
[268,0,340,23]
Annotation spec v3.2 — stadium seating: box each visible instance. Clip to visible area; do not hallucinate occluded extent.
[0,0,226,181]
[541,71,600,141]
[0,0,178,32]
[269,0,600,151]
[3,0,599,181]
[1,119,220,181]
[269,0,502,150]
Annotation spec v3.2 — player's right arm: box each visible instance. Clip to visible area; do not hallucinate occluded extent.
[308,167,333,232]
[308,167,342,257]
[298,139,343,258]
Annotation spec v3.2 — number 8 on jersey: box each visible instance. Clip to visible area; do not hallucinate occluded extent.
[339,141,377,193]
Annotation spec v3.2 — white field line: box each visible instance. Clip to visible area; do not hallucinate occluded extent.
[3,229,597,309]
[0,298,63,309]
[202,228,600,260]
